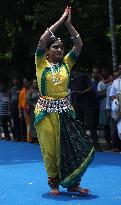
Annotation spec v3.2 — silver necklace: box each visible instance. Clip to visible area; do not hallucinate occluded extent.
[48,62,61,84]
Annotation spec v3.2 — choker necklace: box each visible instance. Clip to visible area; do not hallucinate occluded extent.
[48,62,61,84]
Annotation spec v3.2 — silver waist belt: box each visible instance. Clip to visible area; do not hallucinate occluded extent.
[37,96,72,113]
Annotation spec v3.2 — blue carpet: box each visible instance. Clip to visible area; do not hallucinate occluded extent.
[0,141,121,205]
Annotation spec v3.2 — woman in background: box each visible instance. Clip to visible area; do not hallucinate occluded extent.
[26,79,39,143]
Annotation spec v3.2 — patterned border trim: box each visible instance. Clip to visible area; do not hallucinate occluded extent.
[34,110,48,125]
[41,67,50,96]
[68,109,76,119]
[62,62,70,87]
[35,49,45,57]
[60,148,95,188]
[68,50,78,65]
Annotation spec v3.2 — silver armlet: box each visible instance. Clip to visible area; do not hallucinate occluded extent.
[71,33,80,40]
[47,28,55,38]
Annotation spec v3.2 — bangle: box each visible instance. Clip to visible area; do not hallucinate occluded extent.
[47,28,55,38]
[71,33,80,40]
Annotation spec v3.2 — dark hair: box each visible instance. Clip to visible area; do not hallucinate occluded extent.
[46,36,64,49]
[113,69,119,73]
[102,72,110,80]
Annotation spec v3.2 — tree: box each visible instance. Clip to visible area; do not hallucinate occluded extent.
[108,0,117,70]
[0,0,121,82]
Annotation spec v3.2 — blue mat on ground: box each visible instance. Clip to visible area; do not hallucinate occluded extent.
[0,141,121,205]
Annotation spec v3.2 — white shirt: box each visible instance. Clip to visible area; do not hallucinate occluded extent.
[106,84,119,119]
[117,120,121,140]
[98,80,109,111]
[109,77,121,97]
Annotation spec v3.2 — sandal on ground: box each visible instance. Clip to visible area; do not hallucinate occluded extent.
[49,188,61,196]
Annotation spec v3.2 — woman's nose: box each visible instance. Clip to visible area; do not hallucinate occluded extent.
[58,47,61,51]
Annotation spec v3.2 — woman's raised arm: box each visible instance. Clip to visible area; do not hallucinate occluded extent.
[37,6,69,50]
[65,7,83,55]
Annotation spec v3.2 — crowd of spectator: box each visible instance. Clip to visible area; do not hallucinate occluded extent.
[0,78,39,143]
[0,65,121,152]
[70,64,121,152]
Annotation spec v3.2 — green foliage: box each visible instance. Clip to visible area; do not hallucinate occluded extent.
[0,0,121,81]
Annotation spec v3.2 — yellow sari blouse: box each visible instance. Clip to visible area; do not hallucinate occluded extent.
[34,49,78,125]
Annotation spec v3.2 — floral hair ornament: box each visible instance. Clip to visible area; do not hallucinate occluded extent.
[57,37,62,42]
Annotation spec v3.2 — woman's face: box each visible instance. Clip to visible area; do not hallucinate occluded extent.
[48,41,64,62]
[92,68,99,80]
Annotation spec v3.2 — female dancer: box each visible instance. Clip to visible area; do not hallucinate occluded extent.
[35,6,95,196]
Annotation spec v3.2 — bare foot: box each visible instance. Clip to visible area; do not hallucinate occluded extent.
[67,187,90,195]
[49,188,61,196]
[78,188,90,195]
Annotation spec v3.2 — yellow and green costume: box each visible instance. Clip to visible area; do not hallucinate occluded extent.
[35,49,95,188]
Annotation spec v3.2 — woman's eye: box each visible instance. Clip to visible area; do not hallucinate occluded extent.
[52,45,64,50]
[53,45,58,49]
